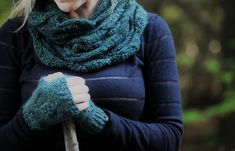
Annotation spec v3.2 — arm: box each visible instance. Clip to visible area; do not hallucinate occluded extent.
[0,19,108,151]
[85,14,183,151]
[0,19,38,151]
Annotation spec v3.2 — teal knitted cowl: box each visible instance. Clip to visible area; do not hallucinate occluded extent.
[28,0,147,73]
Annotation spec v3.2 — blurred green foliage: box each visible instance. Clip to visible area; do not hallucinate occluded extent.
[184,89,235,124]
[1,0,235,150]
[0,1,12,24]
[140,1,235,150]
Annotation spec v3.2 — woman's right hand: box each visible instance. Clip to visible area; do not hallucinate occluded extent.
[44,73,109,135]
[22,72,89,130]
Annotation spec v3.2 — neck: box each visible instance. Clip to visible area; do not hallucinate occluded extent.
[69,0,100,18]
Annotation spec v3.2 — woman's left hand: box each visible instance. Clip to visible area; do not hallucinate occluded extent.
[45,72,91,111]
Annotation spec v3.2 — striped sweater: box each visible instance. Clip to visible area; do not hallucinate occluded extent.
[0,13,183,151]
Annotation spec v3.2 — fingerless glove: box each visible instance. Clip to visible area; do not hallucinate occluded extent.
[77,101,108,135]
[22,76,80,130]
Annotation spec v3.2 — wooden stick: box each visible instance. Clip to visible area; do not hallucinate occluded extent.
[63,119,79,151]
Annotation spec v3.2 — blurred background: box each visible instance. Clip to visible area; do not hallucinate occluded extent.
[1,0,235,151]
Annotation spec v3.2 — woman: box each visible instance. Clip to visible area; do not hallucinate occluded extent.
[0,0,183,151]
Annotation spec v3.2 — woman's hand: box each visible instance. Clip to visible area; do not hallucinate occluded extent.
[22,71,107,134]
[22,72,86,130]
[45,72,109,135]
[45,72,90,112]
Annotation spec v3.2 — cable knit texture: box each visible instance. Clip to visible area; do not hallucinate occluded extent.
[22,76,79,130]
[22,76,108,132]
[28,0,148,73]
[0,13,183,151]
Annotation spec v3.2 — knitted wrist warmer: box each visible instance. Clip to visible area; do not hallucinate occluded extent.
[78,101,108,135]
[22,76,80,130]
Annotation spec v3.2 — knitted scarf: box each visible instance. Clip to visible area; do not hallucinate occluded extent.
[28,0,147,73]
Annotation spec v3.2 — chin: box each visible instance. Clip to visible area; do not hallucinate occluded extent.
[57,4,74,12]
[53,0,74,12]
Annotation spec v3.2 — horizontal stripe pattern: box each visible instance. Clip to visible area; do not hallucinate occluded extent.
[0,40,15,49]
[93,97,142,101]
[0,65,17,70]
[0,13,183,151]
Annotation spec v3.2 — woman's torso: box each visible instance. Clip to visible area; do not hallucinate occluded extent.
[17,23,146,150]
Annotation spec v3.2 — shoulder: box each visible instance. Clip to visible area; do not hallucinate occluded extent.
[0,17,24,33]
[0,17,27,45]
[0,17,30,50]
[0,17,28,68]
[143,12,172,44]
[139,13,176,62]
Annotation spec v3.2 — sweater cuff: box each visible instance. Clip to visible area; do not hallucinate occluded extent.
[79,110,121,146]
[94,110,120,140]
[78,101,108,135]
[12,108,40,142]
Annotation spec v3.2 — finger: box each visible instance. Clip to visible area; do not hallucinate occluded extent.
[52,72,64,77]
[76,101,89,111]
[45,72,64,82]
[48,72,64,79]
[69,85,89,95]
[66,76,85,87]
[72,93,90,104]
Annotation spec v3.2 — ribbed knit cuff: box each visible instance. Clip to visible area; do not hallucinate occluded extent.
[78,101,108,135]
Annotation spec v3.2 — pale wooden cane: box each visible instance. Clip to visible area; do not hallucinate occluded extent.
[63,119,79,151]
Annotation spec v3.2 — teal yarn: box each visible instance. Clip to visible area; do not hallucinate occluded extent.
[22,76,108,133]
[22,76,80,130]
[28,0,148,73]
[77,101,108,135]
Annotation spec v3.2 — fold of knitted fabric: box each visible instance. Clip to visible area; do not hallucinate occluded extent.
[28,0,147,73]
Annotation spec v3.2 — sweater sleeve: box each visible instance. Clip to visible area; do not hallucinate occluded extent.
[89,14,183,151]
[0,19,37,151]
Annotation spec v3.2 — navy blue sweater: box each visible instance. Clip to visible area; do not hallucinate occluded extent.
[0,13,183,151]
